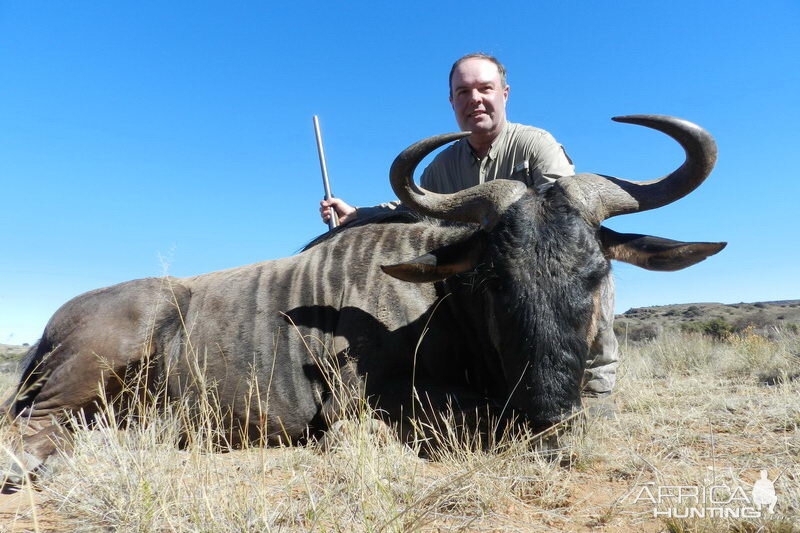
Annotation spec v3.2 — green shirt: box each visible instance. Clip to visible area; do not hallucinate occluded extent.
[420,121,574,193]
[357,121,574,218]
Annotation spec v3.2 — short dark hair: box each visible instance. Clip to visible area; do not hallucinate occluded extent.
[448,53,508,95]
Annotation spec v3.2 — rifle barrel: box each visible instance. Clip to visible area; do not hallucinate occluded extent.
[313,115,339,229]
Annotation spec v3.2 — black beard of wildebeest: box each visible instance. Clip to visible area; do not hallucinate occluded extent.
[480,193,609,427]
[2,115,726,487]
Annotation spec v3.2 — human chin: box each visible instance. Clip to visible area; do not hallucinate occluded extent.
[467,114,493,133]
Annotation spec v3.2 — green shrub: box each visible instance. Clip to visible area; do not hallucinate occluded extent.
[680,317,734,340]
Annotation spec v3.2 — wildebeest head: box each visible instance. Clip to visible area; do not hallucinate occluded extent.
[381,115,725,428]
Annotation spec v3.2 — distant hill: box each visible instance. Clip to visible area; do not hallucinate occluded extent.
[0,343,29,374]
[615,299,800,341]
[0,343,28,358]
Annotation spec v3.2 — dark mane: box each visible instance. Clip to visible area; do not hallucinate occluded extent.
[302,208,424,251]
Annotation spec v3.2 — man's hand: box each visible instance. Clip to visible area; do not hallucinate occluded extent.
[320,198,356,225]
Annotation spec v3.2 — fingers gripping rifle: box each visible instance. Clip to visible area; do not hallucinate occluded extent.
[313,115,339,230]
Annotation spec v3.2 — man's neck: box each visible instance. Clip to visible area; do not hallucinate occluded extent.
[466,122,506,158]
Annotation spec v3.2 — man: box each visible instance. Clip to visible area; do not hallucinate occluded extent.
[319,54,617,400]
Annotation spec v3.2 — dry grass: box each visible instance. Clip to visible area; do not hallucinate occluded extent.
[1,327,799,532]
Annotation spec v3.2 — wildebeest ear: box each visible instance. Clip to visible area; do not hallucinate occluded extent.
[381,232,487,282]
[600,226,726,271]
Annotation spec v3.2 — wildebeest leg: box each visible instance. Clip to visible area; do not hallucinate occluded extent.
[3,343,156,490]
[2,416,73,492]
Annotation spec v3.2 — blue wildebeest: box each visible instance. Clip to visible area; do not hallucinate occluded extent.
[2,115,723,483]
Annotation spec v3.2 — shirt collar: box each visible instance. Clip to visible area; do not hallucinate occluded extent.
[464,121,508,164]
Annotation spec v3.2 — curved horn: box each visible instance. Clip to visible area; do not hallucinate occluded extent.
[390,132,527,228]
[564,115,717,223]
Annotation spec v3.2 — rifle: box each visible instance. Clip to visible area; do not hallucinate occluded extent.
[313,115,339,230]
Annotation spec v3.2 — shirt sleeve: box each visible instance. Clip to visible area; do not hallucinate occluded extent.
[355,200,402,219]
[529,131,575,188]
[356,158,442,219]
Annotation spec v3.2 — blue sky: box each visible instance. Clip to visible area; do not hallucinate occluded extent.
[2,2,798,344]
